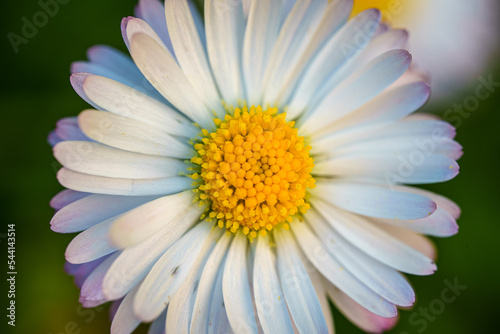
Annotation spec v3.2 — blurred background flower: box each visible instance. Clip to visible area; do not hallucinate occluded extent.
[0,0,499,333]
[352,0,500,103]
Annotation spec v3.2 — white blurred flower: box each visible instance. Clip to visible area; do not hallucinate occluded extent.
[352,0,500,100]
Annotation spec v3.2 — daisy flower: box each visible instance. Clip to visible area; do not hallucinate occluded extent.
[49,0,461,333]
[352,0,500,100]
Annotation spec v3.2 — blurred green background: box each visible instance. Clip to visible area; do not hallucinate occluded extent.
[0,0,499,333]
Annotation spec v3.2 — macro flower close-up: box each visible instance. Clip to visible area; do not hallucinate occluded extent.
[46,0,463,332]
[3,0,500,333]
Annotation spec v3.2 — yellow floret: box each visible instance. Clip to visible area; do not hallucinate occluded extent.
[188,106,315,236]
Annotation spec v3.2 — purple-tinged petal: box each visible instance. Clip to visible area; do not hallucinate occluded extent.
[48,131,63,147]
[80,252,120,307]
[109,297,124,322]
[70,73,101,109]
[73,255,111,289]
[55,117,90,142]
[50,189,90,211]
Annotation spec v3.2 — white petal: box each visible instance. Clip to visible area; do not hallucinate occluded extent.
[187,0,206,47]
[134,222,215,321]
[66,217,118,264]
[109,190,201,248]
[72,47,166,103]
[280,0,297,24]
[129,32,213,127]
[377,224,437,260]
[323,133,462,160]
[303,23,410,114]
[103,204,201,300]
[191,233,233,333]
[313,200,437,275]
[82,75,198,138]
[242,0,252,18]
[110,283,142,334]
[325,283,398,333]
[274,228,329,334]
[253,235,294,334]
[300,49,412,137]
[311,119,454,155]
[311,180,437,220]
[307,268,335,334]
[54,141,185,179]
[393,185,461,219]
[286,5,378,119]
[353,28,409,68]
[323,81,430,136]
[262,0,328,105]
[314,153,459,184]
[242,0,282,103]
[223,232,258,334]
[165,0,223,116]
[208,258,234,334]
[78,109,193,158]
[70,73,101,109]
[122,17,170,53]
[57,168,192,196]
[50,194,157,233]
[291,222,398,316]
[165,228,219,333]
[372,208,458,237]
[305,208,415,307]
[205,0,246,104]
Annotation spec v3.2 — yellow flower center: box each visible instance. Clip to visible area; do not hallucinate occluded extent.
[189,105,315,239]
